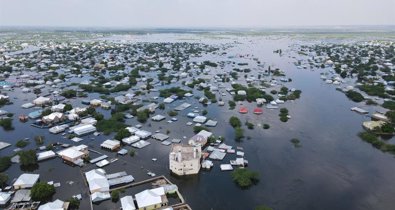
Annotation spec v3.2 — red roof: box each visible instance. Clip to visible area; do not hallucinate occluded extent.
[239,107,248,114]
[253,108,263,114]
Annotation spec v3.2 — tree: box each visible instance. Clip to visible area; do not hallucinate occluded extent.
[231,168,260,188]
[31,182,56,202]
[0,118,14,130]
[111,190,120,202]
[114,128,131,140]
[235,127,244,141]
[0,156,11,172]
[129,149,135,157]
[136,110,149,123]
[228,100,236,110]
[193,126,209,134]
[381,123,394,134]
[16,139,29,148]
[167,111,178,117]
[229,116,242,128]
[64,104,73,111]
[345,90,364,102]
[158,103,165,110]
[0,173,8,187]
[18,150,37,166]
[67,197,80,210]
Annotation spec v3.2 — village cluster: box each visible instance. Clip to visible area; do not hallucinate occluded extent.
[0,32,303,210]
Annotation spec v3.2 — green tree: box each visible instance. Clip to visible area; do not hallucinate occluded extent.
[67,197,80,210]
[111,190,120,202]
[229,116,242,128]
[31,182,56,202]
[114,128,131,140]
[0,118,14,130]
[235,127,244,141]
[64,104,73,111]
[136,110,149,123]
[158,103,165,110]
[231,168,260,188]
[18,150,37,166]
[0,173,8,187]
[0,156,11,172]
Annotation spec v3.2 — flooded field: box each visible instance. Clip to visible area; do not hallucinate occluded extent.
[1,31,395,210]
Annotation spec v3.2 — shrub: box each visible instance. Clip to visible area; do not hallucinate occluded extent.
[345,90,364,102]
[31,182,56,202]
[0,118,14,130]
[235,127,244,141]
[229,116,242,128]
[231,168,260,188]
[111,190,120,202]
[18,150,37,166]
[16,139,29,148]
[0,157,11,172]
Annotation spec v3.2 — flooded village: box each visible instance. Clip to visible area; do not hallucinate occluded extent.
[0,30,395,210]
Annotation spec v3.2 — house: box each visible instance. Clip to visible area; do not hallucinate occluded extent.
[100,140,121,151]
[237,90,246,96]
[135,130,152,139]
[51,103,66,112]
[169,144,202,176]
[13,173,40,189]
[85,169,110,193]
[33,96,51,106]
[0,94,9,100]
[151,114,166,121]
[0,192,11,206]
[121,196,136,210]
[188,130,213,147]
[37,150,56,161]
[91,192,111,203]
[256,98,266,105]
[42,112,65,124]
[57,145,89,164]
[38,199,68,210]
[193,115,207,123]
[90,99,102,106]
[122,135,140,145]
[71,124,97,136]
[135,187,168,210]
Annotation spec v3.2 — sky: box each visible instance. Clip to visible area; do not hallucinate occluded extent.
[0,0,394,28]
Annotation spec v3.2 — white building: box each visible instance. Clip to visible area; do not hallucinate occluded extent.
[100,140,121,151]
[38,199,67,210]
[85,169,110,193]
[120,196,136,210]
[135,187,168,209]
[169,144,202,176]
[71,124,97,136]
[57,145,89,164]
[0,192,11,206]
[13,173,40,189]
[33,96,51,106]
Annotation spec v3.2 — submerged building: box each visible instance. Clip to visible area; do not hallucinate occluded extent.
[169,144,201,176]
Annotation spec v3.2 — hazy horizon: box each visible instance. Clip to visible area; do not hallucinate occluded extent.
[0,0,394,28]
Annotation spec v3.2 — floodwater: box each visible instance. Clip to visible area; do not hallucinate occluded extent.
[1,33,395,210]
